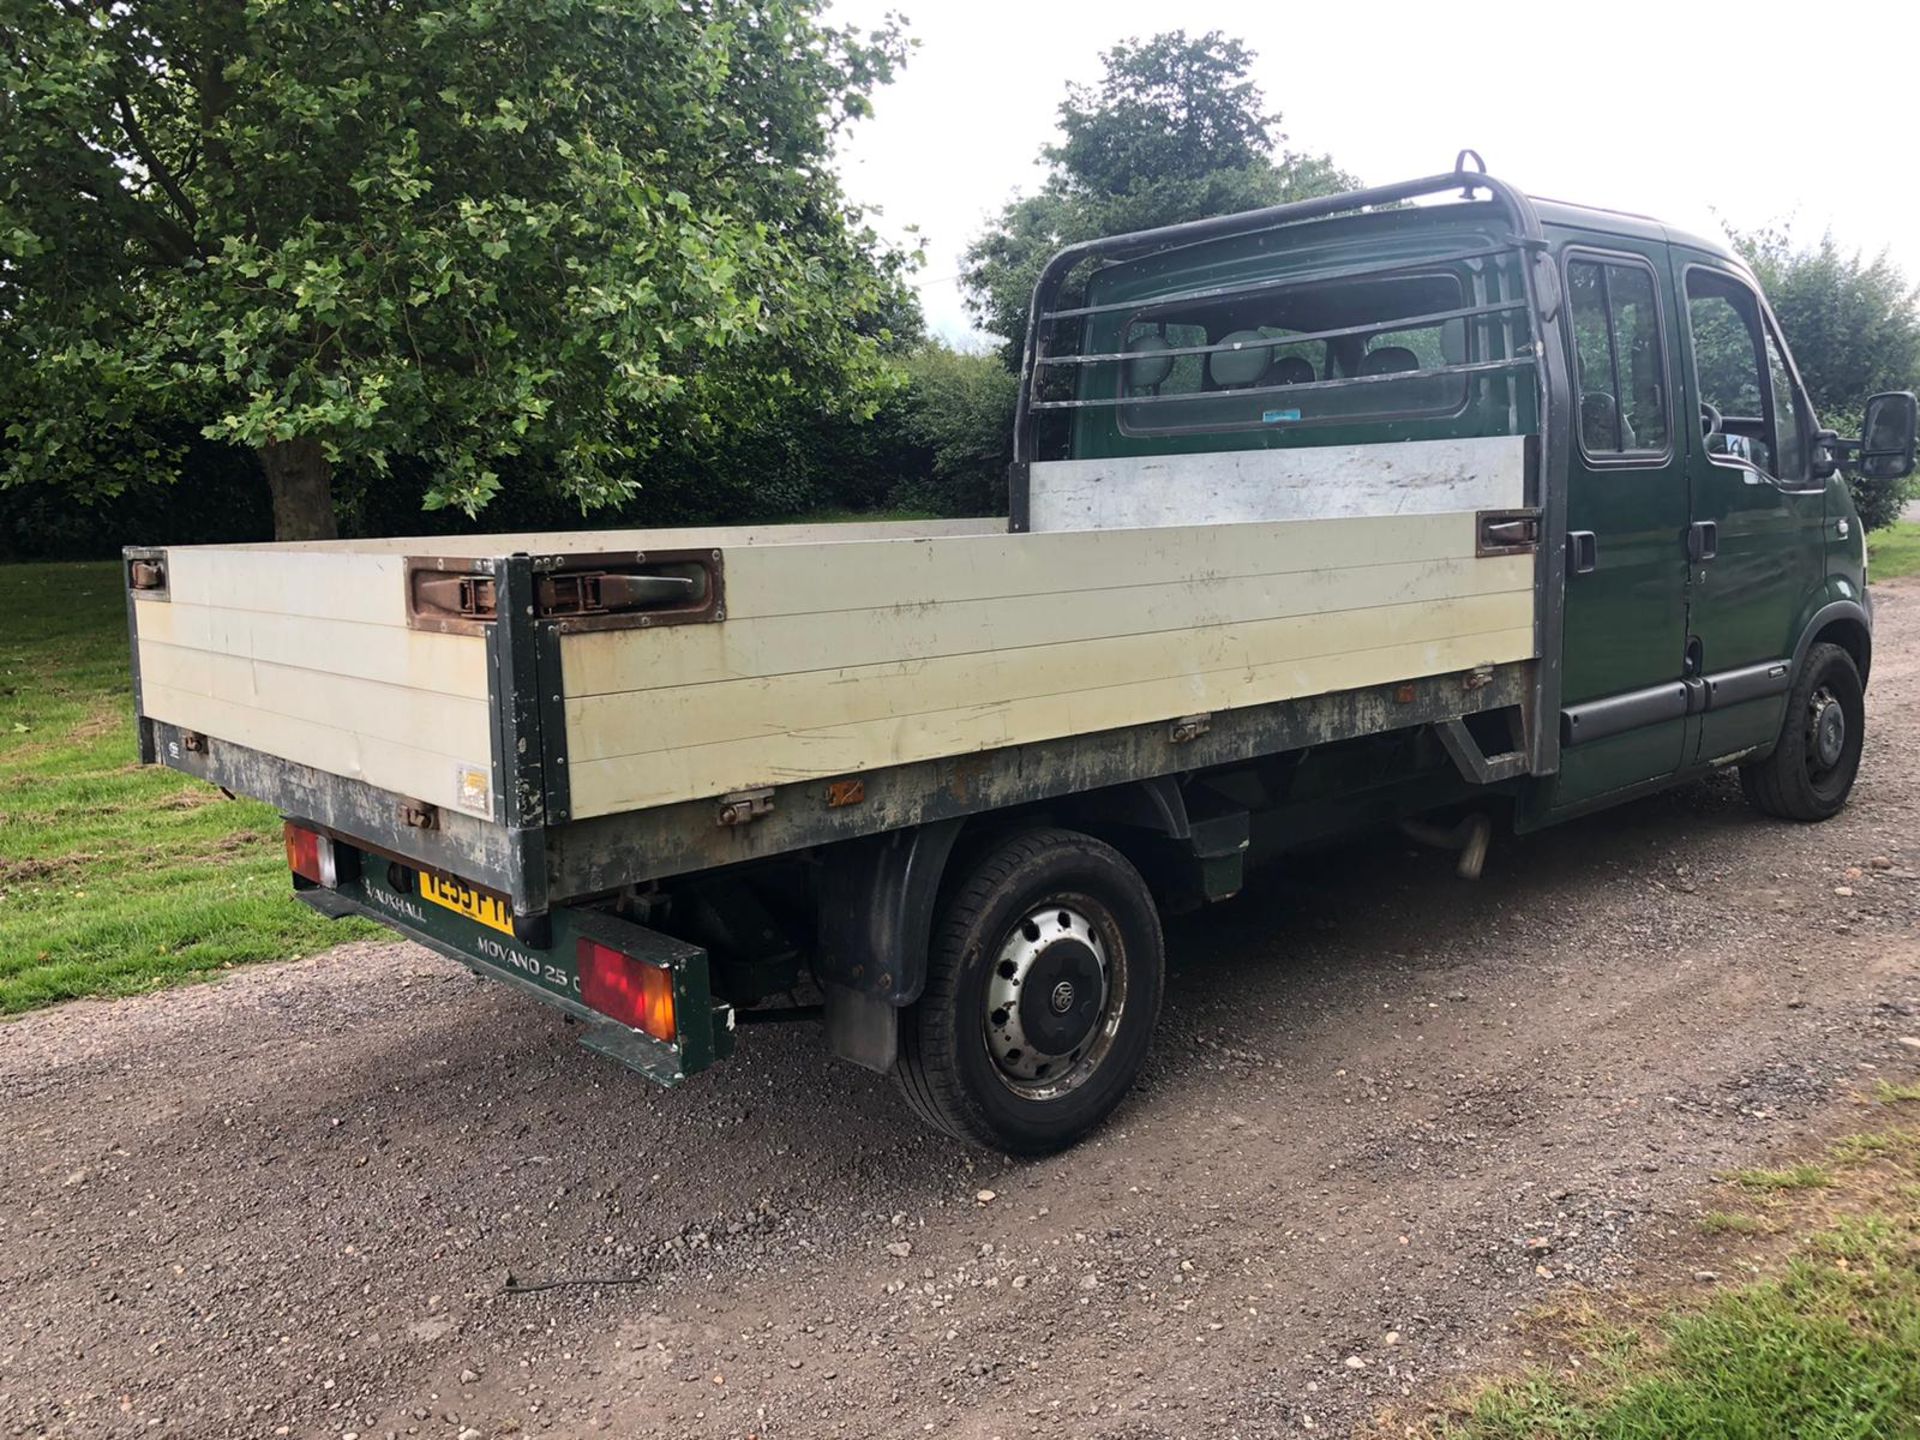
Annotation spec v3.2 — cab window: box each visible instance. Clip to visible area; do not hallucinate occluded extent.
[1762,323,1807,481]
[1117,271,1471,435]
[1566,256,1669,457]
[1686,268,1802,480]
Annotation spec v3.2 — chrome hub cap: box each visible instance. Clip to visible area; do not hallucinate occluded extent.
[984,903,1120,1096]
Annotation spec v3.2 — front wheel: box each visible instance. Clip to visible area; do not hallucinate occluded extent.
[893,827,1164,1154]
[1739,642,1865,822]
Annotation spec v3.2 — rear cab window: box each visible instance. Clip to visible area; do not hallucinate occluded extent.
[1565,254,1670,459]
[1116,271,1472,434]
[1058,205,1540,462]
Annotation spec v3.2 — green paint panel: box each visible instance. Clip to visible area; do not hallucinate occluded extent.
[1546,228,1692,809]
[1672,248,1829,763]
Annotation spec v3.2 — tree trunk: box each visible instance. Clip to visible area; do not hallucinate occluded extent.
[259,437,338,541]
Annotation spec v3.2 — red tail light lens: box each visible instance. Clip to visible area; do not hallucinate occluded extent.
[284,823,337,886]
[577,939,677,1044]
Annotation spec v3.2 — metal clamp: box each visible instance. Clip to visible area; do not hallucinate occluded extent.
[717,788,775,827]
[1168,714,1212,744]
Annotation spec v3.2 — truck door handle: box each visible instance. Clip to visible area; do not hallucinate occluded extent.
[1567,530,1597,575]
[1686,520,1718,562]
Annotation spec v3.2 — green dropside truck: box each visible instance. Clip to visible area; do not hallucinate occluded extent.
[127,159,1918,1153]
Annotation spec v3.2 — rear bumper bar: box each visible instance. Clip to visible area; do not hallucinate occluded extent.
[297,840,733,1087]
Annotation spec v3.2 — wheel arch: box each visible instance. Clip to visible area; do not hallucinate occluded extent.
[1794,598,1872,688]
[814,778,1188,1042]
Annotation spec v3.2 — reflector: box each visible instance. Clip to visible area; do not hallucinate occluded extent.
[577,939,677,1044]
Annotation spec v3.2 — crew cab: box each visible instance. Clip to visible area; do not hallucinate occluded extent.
[126,158,1918,1152]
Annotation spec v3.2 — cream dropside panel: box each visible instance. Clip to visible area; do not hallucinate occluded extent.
[132,551,493,815]
[134,498,1537,824]
[559,509,1538,819]
[568,626,1535,813]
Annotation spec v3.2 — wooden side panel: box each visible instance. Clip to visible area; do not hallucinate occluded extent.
[133,554,491,814]
[178,515,1002,560]
[140,506,1538,825]
[139,642,492,758]
[569,626,1535,812]
[562,509,1486,692]
[138,680,482,811]
[136,602,487,699]
[714,508,1485,619]
[564,555,1525,697]
[567,591,1532,763]
[559,510,1538,819]
[163,547,416,626]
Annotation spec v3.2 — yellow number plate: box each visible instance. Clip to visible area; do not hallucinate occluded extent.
[419,872,514,936]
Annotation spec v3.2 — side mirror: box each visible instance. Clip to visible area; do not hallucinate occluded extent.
[1857,391,1919,481]
[1811,428,1841,481]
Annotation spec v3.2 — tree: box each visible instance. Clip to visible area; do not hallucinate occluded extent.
[962,31,1359,362]
[1731,224,1920,530]
[1,0,916,539]
[890,342,1016,516]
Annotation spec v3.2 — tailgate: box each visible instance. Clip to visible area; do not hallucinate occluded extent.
[126,544,495,819]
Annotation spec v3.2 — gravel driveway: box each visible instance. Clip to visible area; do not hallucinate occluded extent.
[4,584,1918,1440]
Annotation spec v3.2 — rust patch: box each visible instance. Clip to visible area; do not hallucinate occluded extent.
[946,755,988,806]
[825,779,866,809]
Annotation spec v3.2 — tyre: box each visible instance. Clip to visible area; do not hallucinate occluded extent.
[1739,642,1865,822]
[894,827,1164,1154]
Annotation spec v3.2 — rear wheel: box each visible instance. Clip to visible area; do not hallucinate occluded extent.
[1739,642,1865,822]
[894,827,1164,1154]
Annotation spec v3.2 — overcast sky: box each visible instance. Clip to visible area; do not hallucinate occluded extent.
[827,0,1920,347]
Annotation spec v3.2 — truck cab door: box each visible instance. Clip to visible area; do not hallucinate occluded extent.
[1543,244,1692,812]
[1674,258,1825,763]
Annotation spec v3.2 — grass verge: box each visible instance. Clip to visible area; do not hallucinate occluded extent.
[0,562,377,1014]
[1869,521,1920,582]
[1400,1094,1920,1439]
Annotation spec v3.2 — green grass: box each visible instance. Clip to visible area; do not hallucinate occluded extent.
[1417,1130,1920,1440]
[769,504,945,525]
[0,562,377,1014]
[1869,521,1920,581]
[1729,1162,1835,1192]
[1875,1081,1920,1106]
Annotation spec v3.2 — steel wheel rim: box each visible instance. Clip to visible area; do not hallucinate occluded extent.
[982,899,1126,1101]
[1806,685,1848,783]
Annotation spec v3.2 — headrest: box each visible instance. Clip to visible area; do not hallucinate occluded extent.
[1124,333,1176,391]
[1359,346,1419,376]
[1582,392,1625,450]
[1208,330,1271,388]
[1270,355,1315,385]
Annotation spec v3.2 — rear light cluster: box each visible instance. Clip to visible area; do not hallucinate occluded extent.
[284,822,340,887]
[577,938,677,1044]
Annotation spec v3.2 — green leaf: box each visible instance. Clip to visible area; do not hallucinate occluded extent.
[0,0,921,535]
